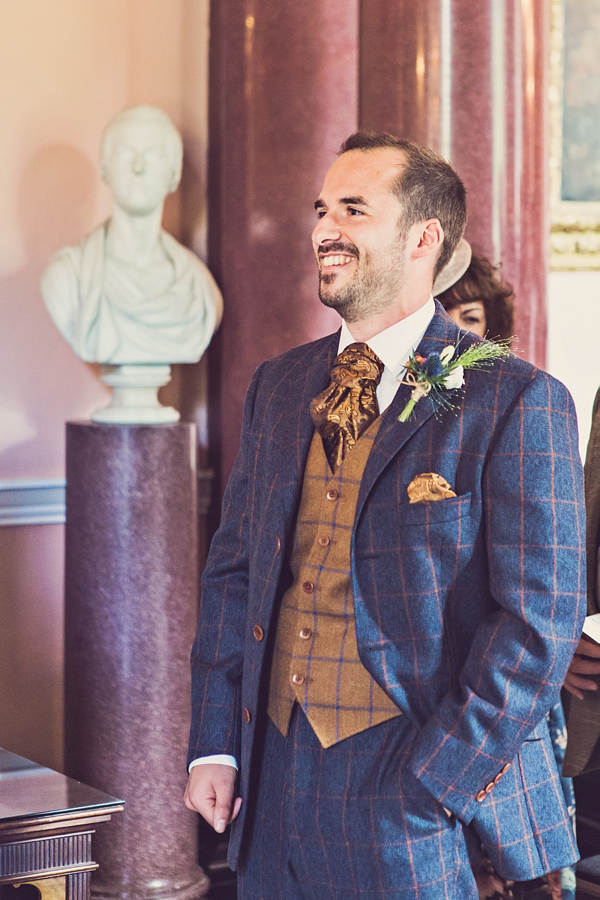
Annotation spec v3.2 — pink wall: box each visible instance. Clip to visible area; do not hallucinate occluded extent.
[0,0,210,770]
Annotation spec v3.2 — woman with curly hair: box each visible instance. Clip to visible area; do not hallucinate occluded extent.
[434,240,515,342]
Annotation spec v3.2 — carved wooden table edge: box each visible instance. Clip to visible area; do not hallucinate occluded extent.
[0,748,123,900]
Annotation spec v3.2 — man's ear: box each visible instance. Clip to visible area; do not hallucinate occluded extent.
[412,219,444,260]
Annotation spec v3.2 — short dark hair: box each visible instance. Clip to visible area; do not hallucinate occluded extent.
[339,132,467,277]
[437,249,515,342]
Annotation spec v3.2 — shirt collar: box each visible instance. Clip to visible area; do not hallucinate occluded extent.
[338,297,435,377]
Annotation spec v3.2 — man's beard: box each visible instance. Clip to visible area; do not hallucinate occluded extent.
[317,237,407,323]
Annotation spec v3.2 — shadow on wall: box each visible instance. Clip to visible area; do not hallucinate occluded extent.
[171,142,210,440]
[0,143,108,477]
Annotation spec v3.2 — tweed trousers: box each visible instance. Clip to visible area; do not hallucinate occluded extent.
[237,705,479,900]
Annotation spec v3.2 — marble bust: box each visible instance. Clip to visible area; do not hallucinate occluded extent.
[41,105,223,367]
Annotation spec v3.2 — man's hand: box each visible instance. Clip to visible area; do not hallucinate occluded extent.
[564,636,600,699]
[184,764,242,834]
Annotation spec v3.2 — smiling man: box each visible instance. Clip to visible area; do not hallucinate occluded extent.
[185,133,586,899]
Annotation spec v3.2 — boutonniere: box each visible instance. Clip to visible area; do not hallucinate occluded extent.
[398,338,511,423]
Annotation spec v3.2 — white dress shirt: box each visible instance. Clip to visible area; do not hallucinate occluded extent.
[189,298,436,774]
[338,297,435,413]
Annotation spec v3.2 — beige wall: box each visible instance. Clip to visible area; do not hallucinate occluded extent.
[0,0,210,770]
[547,270,600,456]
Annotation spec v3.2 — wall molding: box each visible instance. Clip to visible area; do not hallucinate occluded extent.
[0,478,66,526]
[0,470,215,526]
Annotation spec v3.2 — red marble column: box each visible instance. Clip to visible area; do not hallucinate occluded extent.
[359,0,549,367]
[64,423,208,900]
[207,0,359,488]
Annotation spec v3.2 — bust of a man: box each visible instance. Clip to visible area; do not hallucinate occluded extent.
[41,105,223,365]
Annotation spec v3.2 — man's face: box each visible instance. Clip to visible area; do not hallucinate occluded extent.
[311,148,409,322]
[103,118,176,217]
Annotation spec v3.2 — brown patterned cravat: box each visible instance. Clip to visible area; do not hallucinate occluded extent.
[310,342,384,471]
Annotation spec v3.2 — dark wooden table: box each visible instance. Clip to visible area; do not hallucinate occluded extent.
[0,748,123,900]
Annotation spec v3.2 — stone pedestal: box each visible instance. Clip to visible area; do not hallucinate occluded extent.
[64,423,208,900]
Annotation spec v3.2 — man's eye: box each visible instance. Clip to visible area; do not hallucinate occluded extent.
[316,209,326,219]
[348,208,363,216]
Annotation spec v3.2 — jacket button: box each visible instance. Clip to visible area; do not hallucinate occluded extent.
[476,790,487,803]
[326,489,338,501]
[493,772,504,785]
[501,763,511,776]
[318,535,330,547]
[302,580,314,593]
[253,625,264,641]
[484,782,494,794]
[292,673,305,685]
[243,707,252,723]
[299,628,312,640]
[275,536,281,553]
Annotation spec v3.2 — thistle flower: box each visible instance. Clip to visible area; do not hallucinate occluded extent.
[425,353,442,376]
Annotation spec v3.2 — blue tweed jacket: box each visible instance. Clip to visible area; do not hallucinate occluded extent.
[189,303,586,878]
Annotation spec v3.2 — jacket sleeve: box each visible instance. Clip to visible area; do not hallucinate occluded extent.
[187,364,264,767]
[408,370,586,824]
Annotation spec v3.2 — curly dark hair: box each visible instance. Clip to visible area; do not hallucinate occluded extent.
[436,249,515,342]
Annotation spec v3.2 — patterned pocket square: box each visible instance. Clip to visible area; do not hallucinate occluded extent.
[407,472,457,504]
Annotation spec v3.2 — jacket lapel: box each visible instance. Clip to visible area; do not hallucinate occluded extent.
[356,304,462,519]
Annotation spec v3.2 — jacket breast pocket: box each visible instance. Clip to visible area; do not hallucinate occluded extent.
[395,492,472,528]
[393,492,473,600]
[357,493,475,650]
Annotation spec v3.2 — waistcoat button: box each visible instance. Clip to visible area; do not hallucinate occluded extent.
[326,489,338,501]
[253,625,264,641]
[275,536,281,553]
[299,628,312,640]
[318,535,330,547]
[302,580,314,593]
[292,673,305,685]
[243,707,252,723]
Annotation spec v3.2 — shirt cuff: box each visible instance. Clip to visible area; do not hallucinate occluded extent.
[188,754,238,773]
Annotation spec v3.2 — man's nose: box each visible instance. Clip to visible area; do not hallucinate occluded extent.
[132,152,146,174]
[312,212,342,247]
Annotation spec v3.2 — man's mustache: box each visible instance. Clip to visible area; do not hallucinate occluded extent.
[317,242,358,258]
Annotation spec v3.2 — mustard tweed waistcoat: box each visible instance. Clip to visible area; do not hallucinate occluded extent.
[267,421,401,748]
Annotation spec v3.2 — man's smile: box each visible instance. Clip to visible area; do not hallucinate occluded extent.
[317,242,358,271]
[319,253,355,268]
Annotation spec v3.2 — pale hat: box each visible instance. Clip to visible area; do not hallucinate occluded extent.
[433,238,472,296]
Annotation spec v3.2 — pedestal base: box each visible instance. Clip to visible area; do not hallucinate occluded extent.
[93,366,179,424]
[90,871,209,900]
